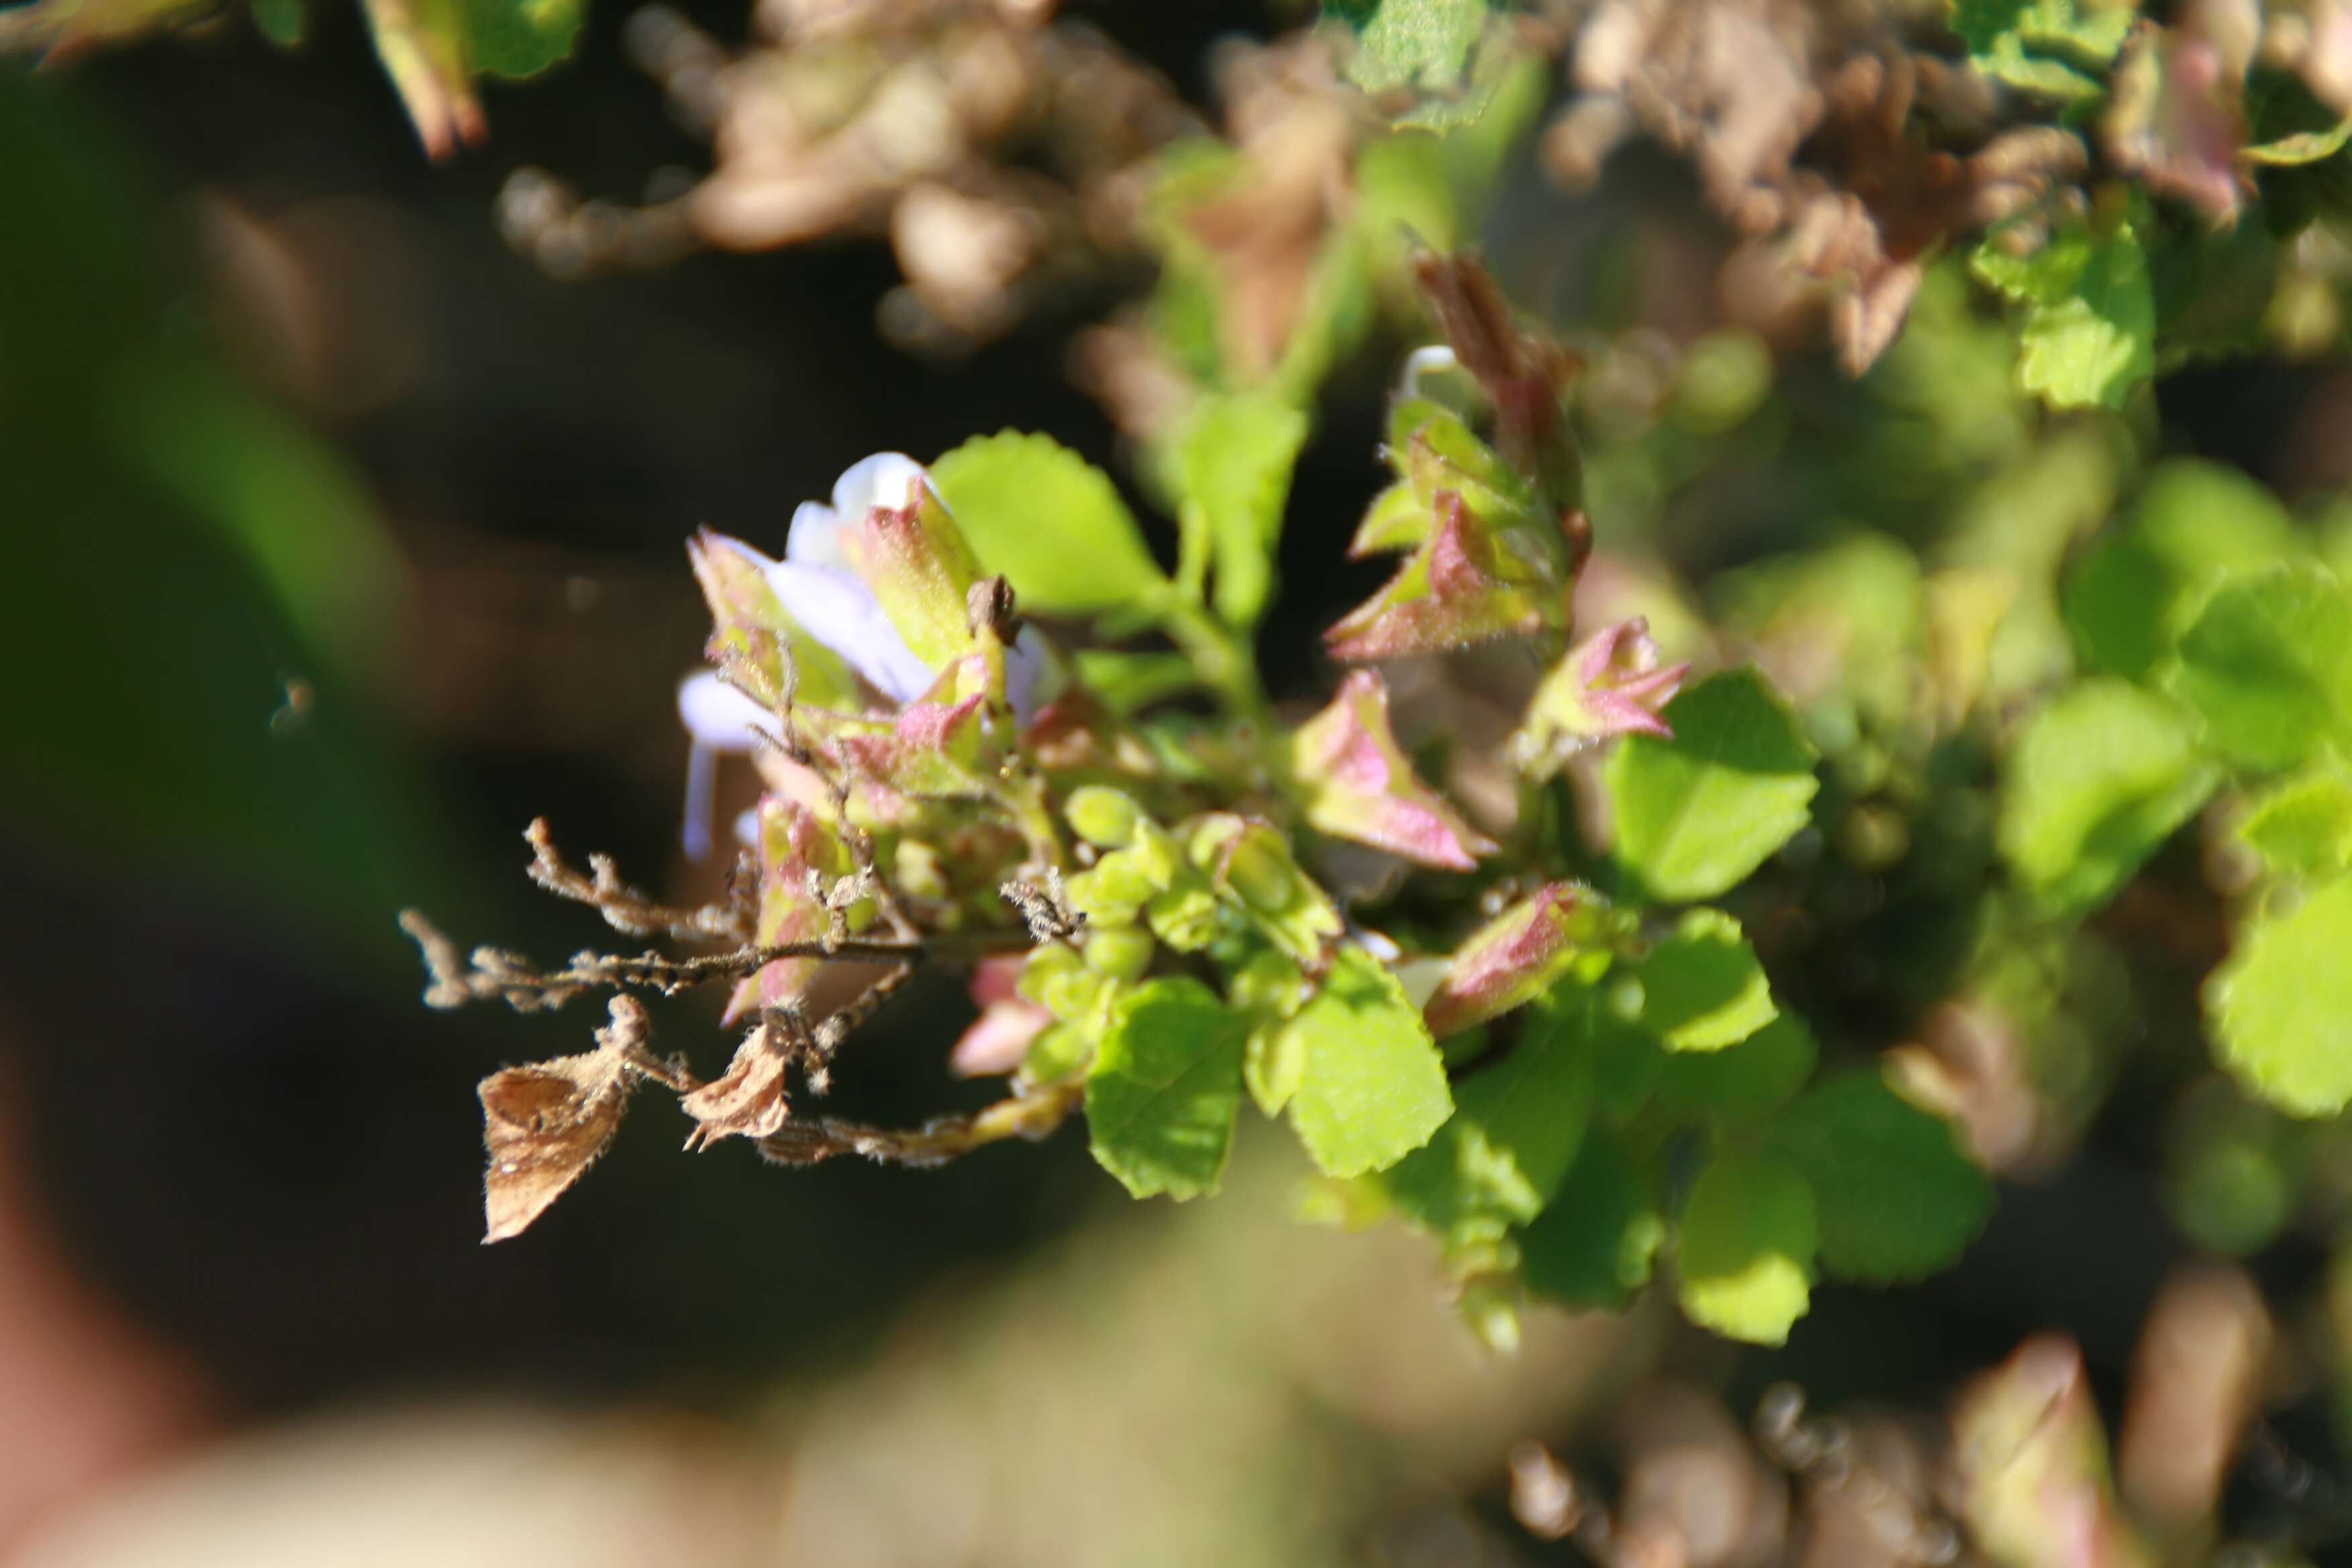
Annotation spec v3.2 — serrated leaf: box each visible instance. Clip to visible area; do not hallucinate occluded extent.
[1604,669,1821,903]
[2167,563,2352,773]
[2065,458,2299,681]
[1172,391,1308,629]
[2211,876,2352,1116]
[1763,1070,1992,1284]
[1651,1012,1819,1122]
[1971,222,2155,410]
[1950,0,2133,99]
[1385,987,1598,1244]
[1636,908,1777,1052]
[2237,765,2352,878]
[1084,977,1247,1200]
[1998,679,2218,916]
[930,432,1169,618]
[1675,1149,1816,1346]
[1328,0,1488,95]
[1283,944,1453,1177]
[1518,1126,1664,1310]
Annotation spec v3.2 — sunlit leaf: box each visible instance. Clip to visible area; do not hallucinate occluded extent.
[1171,391,1308,629]
[2167,562,2352,773]
[1634,908,1777,1053]
[1675,1148,1816,1346]
[2211,875,2352,1117]
[931,431,1170,618]
[1604,669,1820,902]
[1385,986,1597,1244]
[1998,679,2217,916]
[1085,977,1248,1199]
[1283,945,1453,1177]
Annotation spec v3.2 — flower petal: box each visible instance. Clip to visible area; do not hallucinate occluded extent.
[1006,625,1048,728]
[949,999,1053,1078]
[677,670,774,752]
[832,450,932,522]
[766,559,936,704]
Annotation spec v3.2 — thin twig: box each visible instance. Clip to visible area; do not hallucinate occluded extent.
[399,908,1022,1012]
[524,817,754,942]
[756,1077,1083,1169]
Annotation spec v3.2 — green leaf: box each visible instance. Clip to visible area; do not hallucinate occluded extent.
[1949,0,2133,99]
[1635,909,1777,1052]
[1763,1070,1993,1284]
[2244,115,2352,166]
[1518,1127,1665,1310]
[1675,1149,1816,1346]
[1971,222,2155,410]
[1283,945,1454,1177]
[1385,987,1598,1242]
[1327,0,1488,95]
[2066,459,2300,681]
[1605,669,1821,902]
[1171,391,1309,629]
[2237,765,2352,878]
[2167,563,2352,773]
[1998,679,2218,916]
[1651,1012,1818,1122]
[2211,876,2352,1116]
[930,432,1169,618]
[1084,977,1247,1200]
[251,0,304,45]
[462,0,581,77]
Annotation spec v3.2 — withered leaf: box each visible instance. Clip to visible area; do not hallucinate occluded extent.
[680,1024,792,1149]
[478,996,648,1242]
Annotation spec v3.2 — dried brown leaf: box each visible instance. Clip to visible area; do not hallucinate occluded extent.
[681,1024,793,1148]
[478,997,650,1242]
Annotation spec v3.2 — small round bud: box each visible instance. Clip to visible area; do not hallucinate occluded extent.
[1067,785,1144,849]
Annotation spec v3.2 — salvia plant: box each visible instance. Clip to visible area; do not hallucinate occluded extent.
[34,0,2352,1554]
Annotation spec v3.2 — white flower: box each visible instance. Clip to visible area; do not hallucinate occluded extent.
[677,452,1044,854]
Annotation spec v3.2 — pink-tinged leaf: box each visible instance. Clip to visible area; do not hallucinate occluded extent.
[1411,252,1584,514]
[2106,6,2254,222]
[1510,617,1689,779]
[1951,1334,2154,1568]
[724,797,861,1024]
[361,0,485,161]
[1293,670,1497,872]
[1325,493,1570,660]
[950,999,1055,1078]
[687,530,862,713]
[681,1024,791,1148]
[828,672,994,799]
[839,466,986,671]
[1423,882,1610,1038]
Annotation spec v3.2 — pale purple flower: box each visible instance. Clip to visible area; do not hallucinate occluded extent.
[677,452,1044,855]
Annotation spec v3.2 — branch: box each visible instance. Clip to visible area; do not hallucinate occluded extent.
[524,817,756,943]
[397,908,994,1012]
[756,1077,1082,1169]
